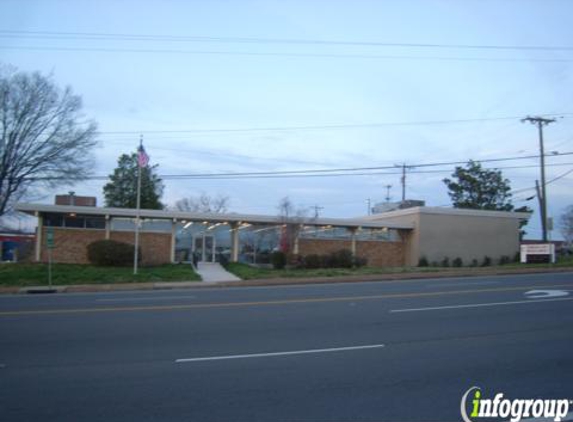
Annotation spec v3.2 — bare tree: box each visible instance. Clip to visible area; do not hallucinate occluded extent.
[561,205,573,247]
[277,196,308,254]
[174,193,230,213]
[0,67,97,215]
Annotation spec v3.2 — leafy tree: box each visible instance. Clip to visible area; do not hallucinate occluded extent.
[103,152,164,209]
[0,66,97,215]
[174,193,229,213]
[514,205,533,239]
[443,160,514,211]
[443,160,532,238]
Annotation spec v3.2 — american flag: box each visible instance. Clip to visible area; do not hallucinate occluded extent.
[137,144,149,168]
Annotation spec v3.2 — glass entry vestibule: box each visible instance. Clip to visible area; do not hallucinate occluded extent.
[193,234,216,263]
[175,223,232,264]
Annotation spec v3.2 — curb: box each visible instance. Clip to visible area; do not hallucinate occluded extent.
[2,266,572,295]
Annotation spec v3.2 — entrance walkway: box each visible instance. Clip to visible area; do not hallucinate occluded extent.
[196,262,242,283]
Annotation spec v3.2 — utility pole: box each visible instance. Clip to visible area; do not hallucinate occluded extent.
[366,198,371,215]
[312,205,324,219]
[401,164,406,203]
[521,116,556,242]
[395,164,413,203]
[385,185,392,202]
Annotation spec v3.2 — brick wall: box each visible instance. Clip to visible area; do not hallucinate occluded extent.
[298,238,405,267]
[40,228,172,266]
[110,231,171,266]
[41,228,106,264]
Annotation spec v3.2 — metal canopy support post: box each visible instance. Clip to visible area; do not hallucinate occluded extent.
[349,227,358,257]
[35,212,43,262]
[293,225,300,255]
[105,215,111,240]
[231,223,240,262]
[170,219,177,263]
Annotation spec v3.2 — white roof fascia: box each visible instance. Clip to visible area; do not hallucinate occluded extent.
[361,206,531,220]
[14,203,414,230]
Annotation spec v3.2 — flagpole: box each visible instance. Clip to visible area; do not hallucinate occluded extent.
[133,136,143,275]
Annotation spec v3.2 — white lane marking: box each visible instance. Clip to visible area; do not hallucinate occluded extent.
[390,297,573,313]
[175,344,385,363]
[427,281,500,288]
[95,295,197,303]
[525,289,570,299]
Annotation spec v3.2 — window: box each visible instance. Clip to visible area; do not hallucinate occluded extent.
[64,215,85,228]
[43,213,105,229]
[44,213,64,227]
[85,217,106,229]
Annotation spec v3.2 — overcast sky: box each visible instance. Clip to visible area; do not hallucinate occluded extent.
[1,0,572,239]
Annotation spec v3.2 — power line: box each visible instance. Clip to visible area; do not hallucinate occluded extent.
[2,30,573,51]
[93,113,571,135]
[3,45,573,63]
[150,152,573,178]
[512,167,573,200]
[24,152,573,181]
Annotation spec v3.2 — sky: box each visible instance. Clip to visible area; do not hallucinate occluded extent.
[0,0,572,239]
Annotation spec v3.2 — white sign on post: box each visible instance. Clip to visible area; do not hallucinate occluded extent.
[520,243,556,264]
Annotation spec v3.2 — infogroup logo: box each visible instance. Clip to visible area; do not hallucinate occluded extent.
[461,386,571,422]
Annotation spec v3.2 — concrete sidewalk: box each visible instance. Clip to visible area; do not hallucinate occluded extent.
[195,262,242,283]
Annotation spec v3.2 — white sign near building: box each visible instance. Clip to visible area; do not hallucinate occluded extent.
[520,243,556,264]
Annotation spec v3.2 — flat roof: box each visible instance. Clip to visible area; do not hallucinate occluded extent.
[361,206,531,221]
[15,203,414,230]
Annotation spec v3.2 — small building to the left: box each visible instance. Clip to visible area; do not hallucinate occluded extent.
[0,232,35,262]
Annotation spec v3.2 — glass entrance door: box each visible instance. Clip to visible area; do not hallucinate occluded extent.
[193,234,215,262]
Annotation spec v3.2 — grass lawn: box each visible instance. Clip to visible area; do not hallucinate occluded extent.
[0,263,201,287]
[225,262,443,280]
[226,255,573,280]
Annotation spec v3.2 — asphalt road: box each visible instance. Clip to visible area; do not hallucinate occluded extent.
[1,272,572,421]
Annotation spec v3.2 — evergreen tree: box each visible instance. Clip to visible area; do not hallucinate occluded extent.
[103,152,164,209]
[443,160,532,238]
[443,160,514,211]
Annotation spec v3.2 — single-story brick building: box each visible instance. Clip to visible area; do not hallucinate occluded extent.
[15,201,529,267]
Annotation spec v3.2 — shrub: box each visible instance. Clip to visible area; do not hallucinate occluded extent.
[470,259,479,267]
[441,257,450,267]
[288,253,303,268]
[327,249,354,268]
[87,239,140,267]
[257,251,271,264]
[481,256,492,267]
[452,257,463,267]
[499,255,511,265]
[353,256,368,268]
[303,254,323,269]
[270,251,287,269]
[418,256,429,267]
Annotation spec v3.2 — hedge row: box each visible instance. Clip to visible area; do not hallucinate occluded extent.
[418,253,519,268]
[269,249,368,270]
[87,240,141,267]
